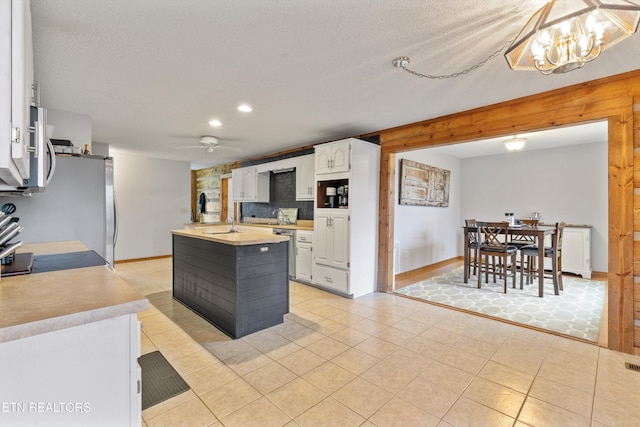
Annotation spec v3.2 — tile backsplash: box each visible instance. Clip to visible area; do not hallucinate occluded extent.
[240,171,314,220]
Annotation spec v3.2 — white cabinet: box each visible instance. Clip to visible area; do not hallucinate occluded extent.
[544,225,592,278]
[295,154,314,201]
[315,140,350,174]
[296,230,313,283]
[0,314,142,426]
[314,210,349,269]
[312,138,380,298]
[231,166,269,202]
[0,0,34,186]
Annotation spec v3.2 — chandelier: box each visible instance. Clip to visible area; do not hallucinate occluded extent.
[505,0,640,74]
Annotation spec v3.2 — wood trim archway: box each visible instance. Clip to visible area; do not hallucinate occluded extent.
[372,69,640,354]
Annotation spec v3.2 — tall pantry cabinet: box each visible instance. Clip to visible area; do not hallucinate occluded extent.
[312,138,380,298]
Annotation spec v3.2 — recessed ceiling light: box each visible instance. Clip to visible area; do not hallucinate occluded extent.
[208,119,222,127]
[237,104,252,113]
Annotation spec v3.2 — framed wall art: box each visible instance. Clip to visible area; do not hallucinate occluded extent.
[399,159,450,207]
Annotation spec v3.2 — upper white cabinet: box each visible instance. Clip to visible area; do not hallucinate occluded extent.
[295,154,314,201]
[231,166,269,202]
[315,140,350,174]
[312,138,380,298]
[0,0,34,186]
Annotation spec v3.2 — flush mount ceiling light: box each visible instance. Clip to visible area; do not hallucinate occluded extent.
[505,0,640,75]
[504,136,527,151]
[208,119,222,127]
[237,104,252,113]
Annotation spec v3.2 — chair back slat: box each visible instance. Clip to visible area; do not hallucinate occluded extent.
[477,221,510,252]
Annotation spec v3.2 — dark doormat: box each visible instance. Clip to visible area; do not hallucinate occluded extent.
[31,250,107,273]
[138,351,190,410]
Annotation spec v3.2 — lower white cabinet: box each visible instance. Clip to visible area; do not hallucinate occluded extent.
[314,211,349,269]
[313,263,349,294]
[0,314,142,426]
[296,230,313,283]
[544,225,592,278]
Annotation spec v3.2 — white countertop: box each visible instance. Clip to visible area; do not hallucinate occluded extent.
[0,241,148,343]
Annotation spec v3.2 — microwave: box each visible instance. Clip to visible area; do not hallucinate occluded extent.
[0,106,56,196]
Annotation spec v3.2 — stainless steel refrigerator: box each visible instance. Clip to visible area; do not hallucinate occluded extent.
[1,155,117,265]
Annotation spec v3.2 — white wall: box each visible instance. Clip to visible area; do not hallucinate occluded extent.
[460,142,608,272]
[394,151,461,273]
[47,109,91,150]
[393,141,608,274]
[111,151,191,260]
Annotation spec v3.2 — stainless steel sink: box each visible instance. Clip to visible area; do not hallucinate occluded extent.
[204,230,241,235]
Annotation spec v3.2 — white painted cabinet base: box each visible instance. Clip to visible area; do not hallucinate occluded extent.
[0,314,142,427]
[312,263,349,294]
[544,225,592,278]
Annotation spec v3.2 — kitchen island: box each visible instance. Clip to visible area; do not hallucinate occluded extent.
[0,241,148,427]
[171,225,290,338]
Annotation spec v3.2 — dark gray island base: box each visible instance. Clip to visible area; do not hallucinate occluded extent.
[172,233,289,338]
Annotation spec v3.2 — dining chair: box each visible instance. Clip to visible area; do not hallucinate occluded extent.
[509,218,540,272]
[519,221,565,294]
[476,221,518,293]
[465,219,479,277]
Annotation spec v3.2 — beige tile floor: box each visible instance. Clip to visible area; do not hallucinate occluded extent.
[115,258,640,427]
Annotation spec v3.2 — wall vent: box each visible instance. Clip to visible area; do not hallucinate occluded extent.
[625,362,640,372]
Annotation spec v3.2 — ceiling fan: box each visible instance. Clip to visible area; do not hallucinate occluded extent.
[174,136,243,153]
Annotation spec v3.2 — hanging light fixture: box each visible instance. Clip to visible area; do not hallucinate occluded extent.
[504,136,527,151]
[505,0,640,74]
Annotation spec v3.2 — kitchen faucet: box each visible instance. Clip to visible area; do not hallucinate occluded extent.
[226,216,238,233]
[272,208,287,225]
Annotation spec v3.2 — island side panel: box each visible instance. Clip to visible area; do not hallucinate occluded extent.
[172,235,290,338]
[173,234,238,336]
[236,242,289,337]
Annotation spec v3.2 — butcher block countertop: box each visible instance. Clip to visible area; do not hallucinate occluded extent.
[0,241,148,344]
[187,219,314,231]
[172,225,290,245]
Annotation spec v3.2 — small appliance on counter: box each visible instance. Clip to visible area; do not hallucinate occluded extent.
[337,185,348,208]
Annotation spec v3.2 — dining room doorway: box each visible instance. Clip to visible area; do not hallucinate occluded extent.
[390,121,608,344]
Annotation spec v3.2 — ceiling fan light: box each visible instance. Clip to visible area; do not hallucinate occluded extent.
[206,147,215,153]
[504,137,527,151]
[200,136,218,145]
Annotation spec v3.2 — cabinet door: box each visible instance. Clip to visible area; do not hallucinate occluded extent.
[231,169,244,201]
[296,243,312,282]
[315,145,332,175]
[242,167,257,201]
[314,212,331,265]
[561,227,591,278]
[330,212,349,268]
[330,142,350,173]
[295,155,314,200]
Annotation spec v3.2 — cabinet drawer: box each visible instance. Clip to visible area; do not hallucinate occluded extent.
[313,264,348,293]
[297,230,313,243]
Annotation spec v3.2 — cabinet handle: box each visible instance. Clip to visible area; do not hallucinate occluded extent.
[324,276,333,283]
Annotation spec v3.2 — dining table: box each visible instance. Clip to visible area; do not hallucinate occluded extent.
[463,224,557,297]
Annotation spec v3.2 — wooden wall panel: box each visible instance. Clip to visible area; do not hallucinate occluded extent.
[608,112,635,354]
[377,151,396,292]
[376,70,640,354]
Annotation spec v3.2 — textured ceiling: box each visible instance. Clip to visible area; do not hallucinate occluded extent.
[29,0,640,168]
